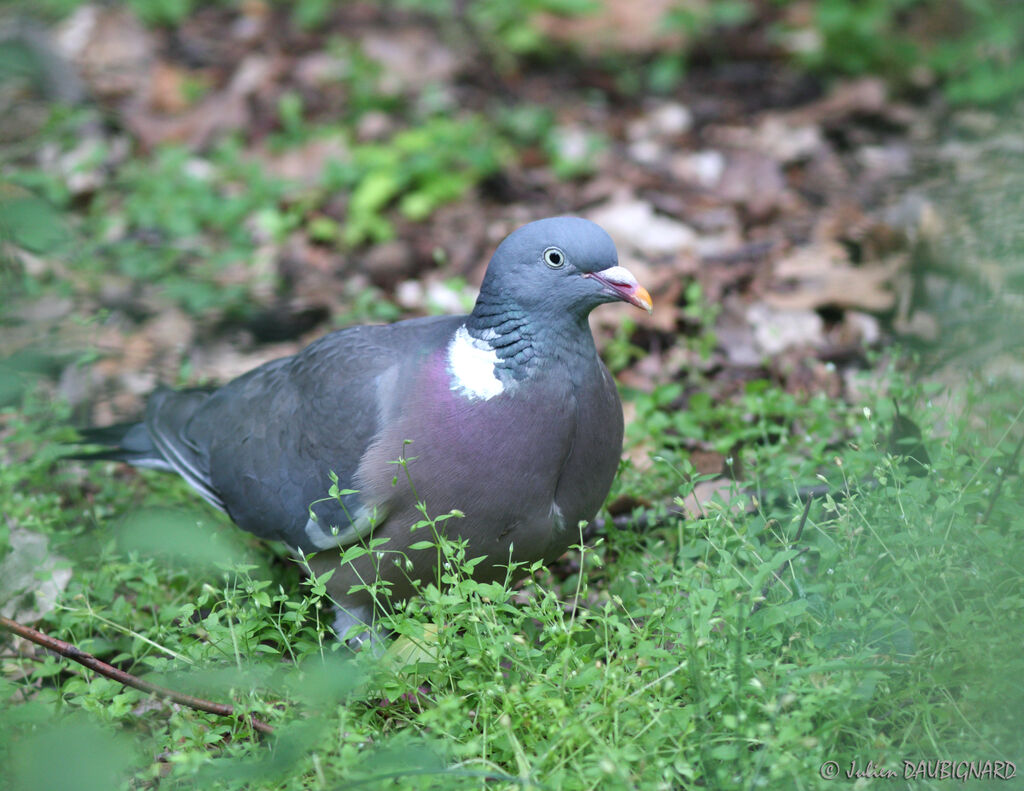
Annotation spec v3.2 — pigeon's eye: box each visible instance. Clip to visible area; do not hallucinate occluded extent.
[543,247,566,268]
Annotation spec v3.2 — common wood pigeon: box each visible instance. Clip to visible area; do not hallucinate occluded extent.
[76,217,652,642]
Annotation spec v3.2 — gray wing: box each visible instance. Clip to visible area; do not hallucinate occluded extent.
[144,388,226,511]
[144,315,462,550]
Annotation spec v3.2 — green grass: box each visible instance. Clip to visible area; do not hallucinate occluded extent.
[1,366,1021,790]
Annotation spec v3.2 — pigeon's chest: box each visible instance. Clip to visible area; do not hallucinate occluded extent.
[418,348,580,493]
[359,346,582,526]
[351,336,622,577]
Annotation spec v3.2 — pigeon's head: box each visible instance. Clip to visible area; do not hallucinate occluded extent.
[477,217,652,320]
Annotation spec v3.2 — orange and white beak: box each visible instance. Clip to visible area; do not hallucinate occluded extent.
[586,266,653,313]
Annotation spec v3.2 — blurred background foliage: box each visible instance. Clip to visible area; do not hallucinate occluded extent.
[15,0,1024,105]
[2,0,1021,327]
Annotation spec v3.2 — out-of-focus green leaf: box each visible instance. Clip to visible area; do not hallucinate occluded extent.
[0,189,69,253]
[4,713,139,791]
[115,507,259,571]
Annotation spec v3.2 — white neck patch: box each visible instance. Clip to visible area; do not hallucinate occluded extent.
[447,324,504,400]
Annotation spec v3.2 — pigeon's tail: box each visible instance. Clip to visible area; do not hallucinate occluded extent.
[69,422,174,471]
[70,388,227,512]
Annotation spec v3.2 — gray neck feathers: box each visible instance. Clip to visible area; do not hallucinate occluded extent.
[467,288,595,381]
[467,294,536,376]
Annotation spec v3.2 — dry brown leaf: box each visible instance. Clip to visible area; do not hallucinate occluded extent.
[767,243,903,312]
[362,239,418,289]
[147,61,200,114]
[747,302,825,355]
[361,28,462,94]
[678,478,744,519]
[614,344,685,390]
[708,118,823,164]
[54,4,153,101]
[812,202,872,245]
[0,526,72,623]
[689,448,726,476]
[535,0,684,55]
[142,308,195,363]
[126,54,281,150]
[191,341,300,384]
[788,77,888,126]
[716,150,789,220]
[254,135,349,185]
[589,197,698,258]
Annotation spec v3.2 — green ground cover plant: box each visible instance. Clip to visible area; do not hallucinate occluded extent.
[1,366,1020,789]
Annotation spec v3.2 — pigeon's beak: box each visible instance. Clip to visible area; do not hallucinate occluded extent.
[587,266,653,313]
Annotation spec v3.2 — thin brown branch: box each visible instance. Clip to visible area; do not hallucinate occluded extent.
[0,615,273,736]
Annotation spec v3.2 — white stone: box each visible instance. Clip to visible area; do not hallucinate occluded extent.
[846,311,881,345]
[754,117,822,163]
[553,125,593,162]
[628,138,663,165]
[627,102,692,140]
[650,102,693,136]
[395,279,424,310]
[590,197,697,257]
[671,150,725,187]
[426,280,473,314]
[746,302,825,355]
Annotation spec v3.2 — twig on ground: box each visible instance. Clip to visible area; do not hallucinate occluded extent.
[0,615,274,736]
